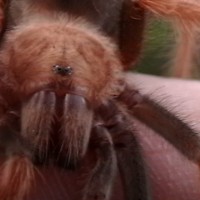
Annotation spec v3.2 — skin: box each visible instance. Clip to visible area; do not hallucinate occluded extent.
[23,72,200,200]
[127,73,200,200]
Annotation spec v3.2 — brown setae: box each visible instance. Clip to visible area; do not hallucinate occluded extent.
[0,0,200,200]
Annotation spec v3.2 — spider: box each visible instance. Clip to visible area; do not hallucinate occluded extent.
[0,0,200,200]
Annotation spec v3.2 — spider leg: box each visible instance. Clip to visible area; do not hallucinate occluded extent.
[0,124,34,200]
[21,90,56,163]
[120,1,146,69]
[118,86,200,163]
[0,0,7,34]
[83,125,117,200]
[57,94,93,168]
[97,101,151,200]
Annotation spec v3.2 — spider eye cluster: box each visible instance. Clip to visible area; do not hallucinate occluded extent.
[53,65,73,76]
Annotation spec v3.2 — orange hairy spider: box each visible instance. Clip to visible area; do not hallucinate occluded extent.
[0,0,200,200]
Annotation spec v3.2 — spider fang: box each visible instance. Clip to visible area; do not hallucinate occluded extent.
[53,65,73,76]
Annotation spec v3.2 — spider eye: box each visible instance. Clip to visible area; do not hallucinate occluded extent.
[53,65,73,76]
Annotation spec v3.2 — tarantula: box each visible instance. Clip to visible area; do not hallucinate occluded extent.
[0,0,200,200]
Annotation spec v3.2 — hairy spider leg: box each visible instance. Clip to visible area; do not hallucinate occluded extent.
[83,125,117,200]
[118,86,200,163]
[97,100,151,200]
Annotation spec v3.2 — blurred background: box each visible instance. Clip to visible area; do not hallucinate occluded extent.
[134,18,199,79]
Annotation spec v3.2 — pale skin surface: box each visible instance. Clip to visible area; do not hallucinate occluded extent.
[26,73,200,200]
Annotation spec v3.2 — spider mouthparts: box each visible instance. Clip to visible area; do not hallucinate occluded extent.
[53,65,73,76]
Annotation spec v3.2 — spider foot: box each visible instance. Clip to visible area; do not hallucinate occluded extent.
[83,125,117,200]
